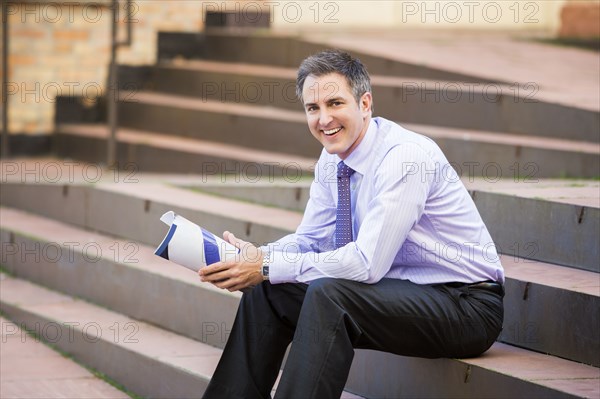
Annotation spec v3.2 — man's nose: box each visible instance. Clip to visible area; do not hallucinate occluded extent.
[319,110,333,126]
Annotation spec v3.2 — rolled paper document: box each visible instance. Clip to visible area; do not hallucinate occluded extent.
[155,211,239,271]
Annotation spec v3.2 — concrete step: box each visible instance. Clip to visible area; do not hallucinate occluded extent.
[1,247,598,398]
[54,123,315,177]
[0,316,130,398]
[1,187,598,366]
[118,60,600,143]
[112,91,599,178]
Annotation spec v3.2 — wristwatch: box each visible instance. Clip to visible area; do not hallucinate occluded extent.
[261,252,271,281]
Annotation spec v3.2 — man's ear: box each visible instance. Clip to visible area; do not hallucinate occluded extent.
[360,92,373,114]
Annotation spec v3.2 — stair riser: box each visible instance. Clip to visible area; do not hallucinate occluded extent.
[54,132,312,177]
[347,349,577,399]
[435,137,599,179]
[0,303,209,398]
[502,280,599,366]
[474,192,600,273]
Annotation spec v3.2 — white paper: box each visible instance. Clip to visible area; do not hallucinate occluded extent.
[155,211,239,272]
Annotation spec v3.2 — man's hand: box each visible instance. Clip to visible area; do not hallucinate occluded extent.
[198,231,264,292]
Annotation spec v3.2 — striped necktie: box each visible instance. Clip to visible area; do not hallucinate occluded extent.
[335,161,355,248]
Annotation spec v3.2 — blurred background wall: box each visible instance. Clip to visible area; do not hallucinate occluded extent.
[1,0,598,136]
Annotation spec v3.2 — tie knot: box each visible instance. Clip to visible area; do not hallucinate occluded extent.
[337,161,355,179]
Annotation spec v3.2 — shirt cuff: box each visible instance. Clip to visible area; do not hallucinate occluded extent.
[267,250,298,284]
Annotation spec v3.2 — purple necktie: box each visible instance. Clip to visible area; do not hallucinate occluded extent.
[336,161,355,248]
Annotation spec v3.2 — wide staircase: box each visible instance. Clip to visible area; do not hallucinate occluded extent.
[1,30,599,398]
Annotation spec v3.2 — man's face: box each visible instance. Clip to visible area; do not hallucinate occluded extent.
[302,73,372,160]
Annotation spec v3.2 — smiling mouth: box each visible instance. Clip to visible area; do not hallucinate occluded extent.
[322,127,342,136]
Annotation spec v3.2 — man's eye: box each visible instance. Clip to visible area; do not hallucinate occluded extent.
[332,101,342,106]
[307,106,317,112]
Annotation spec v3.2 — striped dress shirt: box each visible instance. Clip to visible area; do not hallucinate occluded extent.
[267,117,504,286]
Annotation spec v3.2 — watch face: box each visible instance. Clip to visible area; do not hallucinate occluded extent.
[262,265,269,277]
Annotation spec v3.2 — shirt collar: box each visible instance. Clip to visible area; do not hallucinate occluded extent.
[336,117,378,176]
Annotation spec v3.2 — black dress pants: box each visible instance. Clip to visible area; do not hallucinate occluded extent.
[202,278,504,399]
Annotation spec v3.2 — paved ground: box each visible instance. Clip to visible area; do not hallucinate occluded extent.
[0,315,130,399]
[303,30,600,112]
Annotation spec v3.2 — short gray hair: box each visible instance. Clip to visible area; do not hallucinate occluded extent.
[296,50,372,110]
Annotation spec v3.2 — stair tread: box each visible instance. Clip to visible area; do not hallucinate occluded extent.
[122,90,305,122]
[93,181,303,231]
[57,123,316,171]
[161,58,297,79]
[1,272,598,398]
[160,58,502,89]
[2,204,598,297]
[463,179,600,209]
[3,157,599,209]
[0,315,130,399]
[119,91,600,154]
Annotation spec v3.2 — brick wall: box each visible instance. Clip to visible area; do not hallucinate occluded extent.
[559,0,600,39]
[2,1,206,135]
[1,1,586,137]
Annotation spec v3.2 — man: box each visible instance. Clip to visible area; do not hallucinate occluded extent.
[200,50,504,399]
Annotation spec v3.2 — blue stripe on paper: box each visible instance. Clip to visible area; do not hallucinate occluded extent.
[202,228,220,265]
[155,223,177,259]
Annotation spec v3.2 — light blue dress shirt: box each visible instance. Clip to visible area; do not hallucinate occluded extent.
[267,117,504,286]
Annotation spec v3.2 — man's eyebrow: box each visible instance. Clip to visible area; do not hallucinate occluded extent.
[326,97,344,103]
[304,102,317,108]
